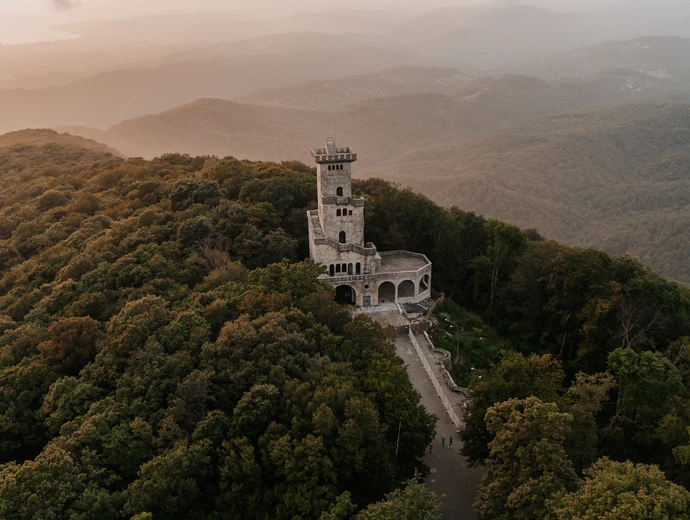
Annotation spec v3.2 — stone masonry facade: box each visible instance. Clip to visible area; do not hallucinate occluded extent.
[307,138,432,307]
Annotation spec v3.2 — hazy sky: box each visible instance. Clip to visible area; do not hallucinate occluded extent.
[0,0,686,44]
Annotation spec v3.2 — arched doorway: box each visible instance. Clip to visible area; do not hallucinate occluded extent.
[419,274,429,293]
[335,285,356,305]
[378,282,396,303]
[398,280,415,299]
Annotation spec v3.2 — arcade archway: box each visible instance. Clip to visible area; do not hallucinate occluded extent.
[378,281,396,303]
[398,280,415,299]
[335,285,356,305]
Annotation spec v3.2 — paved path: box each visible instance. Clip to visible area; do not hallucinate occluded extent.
[396,334,484,519]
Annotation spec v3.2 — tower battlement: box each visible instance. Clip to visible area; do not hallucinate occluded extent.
[311,138,357,163]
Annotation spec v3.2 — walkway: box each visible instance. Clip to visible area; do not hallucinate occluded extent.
[396,333,484,519]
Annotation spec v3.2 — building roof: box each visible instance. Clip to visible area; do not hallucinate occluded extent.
[312,138,357,163]
[378,251,431,274]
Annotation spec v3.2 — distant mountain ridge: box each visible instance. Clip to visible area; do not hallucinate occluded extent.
[508,36,690,87]
[0,46,421,134]
[240,66,475,111]
[60,68,689,162]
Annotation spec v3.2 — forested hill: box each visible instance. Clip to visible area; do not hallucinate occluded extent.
[2,131,690,519]
[0,128,120,155]
[379,102,690,284]
[62,73,671,162]
[0,131,442,519]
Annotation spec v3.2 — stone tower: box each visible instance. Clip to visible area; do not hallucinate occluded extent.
[313,137,363,247]
[307,138,432,307]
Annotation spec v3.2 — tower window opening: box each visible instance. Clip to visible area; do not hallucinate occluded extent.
[330,264,335,276]
[348,263,353,275]
[349,210,353,216]
[336,209,341,216]
[342,263,347,272]
[339,231,346,243]
[336,264,341,273]
[356,262,361,274]
[336,187,343,196]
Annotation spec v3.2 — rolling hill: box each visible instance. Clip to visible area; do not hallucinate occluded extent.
[61,94,488,164]
[0,129,120,155]
[62,71,682,161]
[508,36,690,87]
[240,66,475,111]
[377,102,690,283]
[0,45,421,134]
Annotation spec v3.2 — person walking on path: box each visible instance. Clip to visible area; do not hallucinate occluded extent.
[449,436,453,448]
[441,434,446,447]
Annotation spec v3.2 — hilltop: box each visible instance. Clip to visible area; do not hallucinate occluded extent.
[0,129,120,155]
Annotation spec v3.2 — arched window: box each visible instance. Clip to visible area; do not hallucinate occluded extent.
[339,231,346,243]
[348,263,353,275]
[336,187,343,196]
[340,165,344,170]
[356,262,361,275]
[349,210,353,216]
[329,265,335,276]
[336,209,341,216]
[342,263,347,273]
[328,165,332,171]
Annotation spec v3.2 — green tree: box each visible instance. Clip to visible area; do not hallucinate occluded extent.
[354,475,441,520]
[461,352,564,465]
[0,443,121,520]
[564,372,614,473]
[477,220,527,311]
[474,397,578,520]
[606,348,684,461]
[553,458,690,520]
[124,441,212,519]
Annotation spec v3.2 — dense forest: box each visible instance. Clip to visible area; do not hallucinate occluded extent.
[0,131,439,519]
[2,130,690,518]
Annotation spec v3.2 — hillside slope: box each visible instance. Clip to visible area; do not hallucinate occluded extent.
[509,36,690,87]
[64,73,660,162]
[0,46,420,134]
[0,129,120,155]
[240,66,474,111]
[63,95,496,163]
[378,103,690,283]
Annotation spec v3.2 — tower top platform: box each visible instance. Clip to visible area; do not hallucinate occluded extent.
[311,137,357,163]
